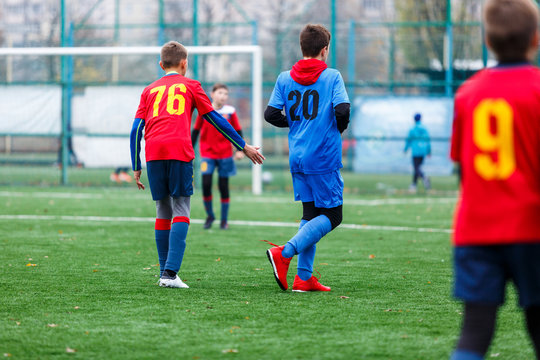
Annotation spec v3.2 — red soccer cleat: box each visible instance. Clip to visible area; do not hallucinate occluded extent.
[292,275,331,292]
[265,244,292,291]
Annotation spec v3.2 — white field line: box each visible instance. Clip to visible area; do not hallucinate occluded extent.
[0,191,457,207]
[0,214,452,234]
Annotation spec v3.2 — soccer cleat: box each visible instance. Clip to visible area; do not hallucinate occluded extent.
[265,243,292,291]
[203,215,215,229]
[292,275,331,292]
[220,220,229,230]
[159,275,189,288]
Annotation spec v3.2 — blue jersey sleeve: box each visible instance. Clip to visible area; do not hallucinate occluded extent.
[268,73,286,109]
[203,110,246,151]
[130,118,145,171]
[332,72,350,107]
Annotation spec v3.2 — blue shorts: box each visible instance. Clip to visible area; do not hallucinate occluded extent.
[454,244,540,308]
[200,157,236,177]
[147,160,193,201]
[291,170,343,208]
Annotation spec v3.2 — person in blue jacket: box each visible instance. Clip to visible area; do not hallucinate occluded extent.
[404,113,431,192]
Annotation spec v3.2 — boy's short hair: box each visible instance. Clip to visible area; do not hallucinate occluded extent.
[161,41,188,69]
[300,24,331,58]
[212,83,228,93]
[484,0,539,62]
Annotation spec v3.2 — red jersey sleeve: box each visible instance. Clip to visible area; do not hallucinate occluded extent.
[450,96,462,163]
[191,81,214,116]
[135,89,148,119]
[230,111,242,131]
[194,115,204,130]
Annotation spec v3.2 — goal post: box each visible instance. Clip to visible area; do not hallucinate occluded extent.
[0,45,263,194]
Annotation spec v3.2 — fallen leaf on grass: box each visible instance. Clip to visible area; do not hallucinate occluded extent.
[221,349,238,353]
[74,306,80,310]
[3,354,12,357]
[15,322,20,326]
[66,347,77,353]
[216,257,221,262]
[143,267,151,270]
[244,317,249,320]
[253,268,263,271]
[490,353,500,357]
[339,296,349,299]
[369,254,375,259]
[47,324,58,328]
[92,269,99,272]
[58,230,63,234]
[384,309,392,312]
[319,263,328,266]
[26,263,37,267]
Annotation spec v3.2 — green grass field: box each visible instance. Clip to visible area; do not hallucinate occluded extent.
[0,171,535,359]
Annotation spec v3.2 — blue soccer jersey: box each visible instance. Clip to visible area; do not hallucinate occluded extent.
[268,68,350,174]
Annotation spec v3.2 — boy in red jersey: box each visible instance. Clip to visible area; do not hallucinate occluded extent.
[191,83,244,230]
[450,1,540,358]
[130,41,264,288]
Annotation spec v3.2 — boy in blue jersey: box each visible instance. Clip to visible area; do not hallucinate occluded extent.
[404,113,431,192]
[264,24,350,292]
[130,41,264,289]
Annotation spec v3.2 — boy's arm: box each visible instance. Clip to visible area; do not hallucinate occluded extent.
[202,110,264,164]
[130,118,145,190]
[334,103,350,133]
[264,106,289,128]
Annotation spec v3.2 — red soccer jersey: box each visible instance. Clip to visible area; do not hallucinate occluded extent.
[451,64,540,246]
[135,73,214,162]
[194,105,242,159]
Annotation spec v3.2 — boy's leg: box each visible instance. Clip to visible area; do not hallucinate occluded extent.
[218,176,230,228]
[163,196,190,277]
[525,307,540,358]
[296,202,319,281]
[155,197,173,277]
[202,173,215,228]
[451,303,498,360]
[452,246,506,359]
[285,205,342,265]
[412,156,422,185]
[283,171,343,259]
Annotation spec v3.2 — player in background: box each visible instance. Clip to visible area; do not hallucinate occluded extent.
[450,0,540,358]
[130,41,264,289]
[404,113,431,192]
[191,83,244,230]
[264,24,350,292]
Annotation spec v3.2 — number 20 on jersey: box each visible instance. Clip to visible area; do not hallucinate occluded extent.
[472,98,516,180]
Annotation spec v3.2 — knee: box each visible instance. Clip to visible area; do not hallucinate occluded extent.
[320,205,342,230]
[302,201,318,221]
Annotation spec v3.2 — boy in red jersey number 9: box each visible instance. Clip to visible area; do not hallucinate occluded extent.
[450,1,540,358]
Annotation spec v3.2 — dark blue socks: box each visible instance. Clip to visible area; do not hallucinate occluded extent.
[164,219,189,273]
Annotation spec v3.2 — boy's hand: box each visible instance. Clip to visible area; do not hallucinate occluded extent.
[242,144,265,165]
[234,151,245,160]
[134,170,145,190]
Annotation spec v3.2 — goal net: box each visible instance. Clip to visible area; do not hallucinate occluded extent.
[0,45,263,194]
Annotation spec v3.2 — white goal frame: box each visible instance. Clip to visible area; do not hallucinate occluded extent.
[0,45,263,194]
